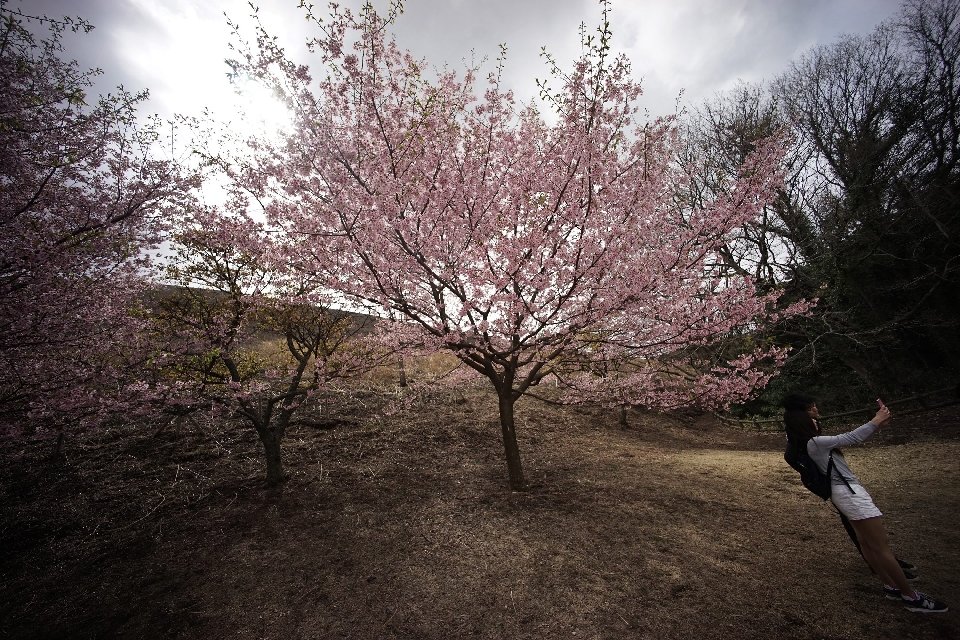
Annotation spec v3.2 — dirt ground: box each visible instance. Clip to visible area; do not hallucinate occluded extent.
[2,387,958,640]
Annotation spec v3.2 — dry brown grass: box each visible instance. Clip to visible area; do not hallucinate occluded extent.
[1,387,958,639]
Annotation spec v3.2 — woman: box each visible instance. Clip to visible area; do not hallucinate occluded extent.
[783,395,918,578]
[782,393,948,613]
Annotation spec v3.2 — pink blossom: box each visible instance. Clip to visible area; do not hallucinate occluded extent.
[222,1,808,488]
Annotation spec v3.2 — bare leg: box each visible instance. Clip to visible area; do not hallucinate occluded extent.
[839,512,863,556]
[839,511,913,574]
[848,516,914,595]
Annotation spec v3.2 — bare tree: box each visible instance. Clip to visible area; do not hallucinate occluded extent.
[686,0,960,402]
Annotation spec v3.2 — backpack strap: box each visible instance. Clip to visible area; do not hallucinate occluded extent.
[827,451,856,495]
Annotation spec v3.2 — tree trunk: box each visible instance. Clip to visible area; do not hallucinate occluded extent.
[839,354,876,392]
[398,356,407,388]
[497,391,526,490]
[45,431,65,470]
[259,429,286,487]
[619,404,629,429]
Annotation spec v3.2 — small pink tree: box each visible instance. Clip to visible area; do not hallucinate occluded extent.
[0,2,196,435]
[149,205,396,486]
[233,2,799,489]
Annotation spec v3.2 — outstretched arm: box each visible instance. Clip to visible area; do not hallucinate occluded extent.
[809,405,891,451]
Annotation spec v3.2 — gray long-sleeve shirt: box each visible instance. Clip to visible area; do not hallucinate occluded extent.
[806,421,879,486]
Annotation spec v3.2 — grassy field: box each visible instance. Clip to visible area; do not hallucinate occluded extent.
[2,387,958,639]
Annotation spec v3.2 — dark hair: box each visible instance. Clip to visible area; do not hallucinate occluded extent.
[782,393,818,444]
[782,393,815,412]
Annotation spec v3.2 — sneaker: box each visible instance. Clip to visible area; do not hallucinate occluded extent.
[897,558,918,572]
[902,591,949,613]
[903,568,920,581]
[883,585,901,600]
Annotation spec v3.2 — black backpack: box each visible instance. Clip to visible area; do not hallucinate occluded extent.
[784,439,854,500]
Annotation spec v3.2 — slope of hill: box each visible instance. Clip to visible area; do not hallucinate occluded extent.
[2,389,957,639]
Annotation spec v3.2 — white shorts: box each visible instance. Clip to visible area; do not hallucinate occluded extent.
[831,483,883,520]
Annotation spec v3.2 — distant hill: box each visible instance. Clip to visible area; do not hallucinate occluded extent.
[143,283,381,336]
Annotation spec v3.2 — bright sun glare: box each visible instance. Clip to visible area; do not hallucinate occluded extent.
[227,76,294,136]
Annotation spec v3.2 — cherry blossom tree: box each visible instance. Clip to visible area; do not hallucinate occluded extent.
[147,205,396,486]
[232,1,800,489]
[0,2,196,435]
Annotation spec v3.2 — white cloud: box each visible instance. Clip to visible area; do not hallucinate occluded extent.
[28,0,905,123]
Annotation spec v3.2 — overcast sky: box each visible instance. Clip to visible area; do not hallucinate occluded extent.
[21,0,904,127]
